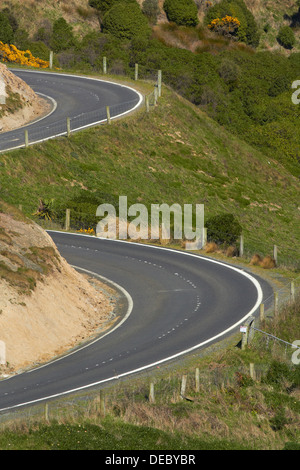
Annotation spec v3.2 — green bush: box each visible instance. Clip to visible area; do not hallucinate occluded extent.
[142,0,160,24]
[277,26,296,50]
[50,17,76,53]
[205,0,259,47]
[206,213,242,245]
[103,0,151,40]
[0,12,14,44]
[163,0,198,27]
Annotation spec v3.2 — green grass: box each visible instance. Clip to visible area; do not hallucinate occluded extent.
[0,83,299,266]
[0,296,299,450]
[0,417,253,450]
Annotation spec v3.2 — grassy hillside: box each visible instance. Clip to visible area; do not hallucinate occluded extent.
[0,79,299,266]
[0,295,299,450]
[0,0,98,39]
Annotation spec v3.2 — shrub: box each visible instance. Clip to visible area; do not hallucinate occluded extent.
[205,0,259,47]
[0,12,14,44]
[103,1,151,40]
[206,213,242,245]
[142,0,160,24]
[277,26,296,50]
[163,0,199,27]
[50,17,76,53]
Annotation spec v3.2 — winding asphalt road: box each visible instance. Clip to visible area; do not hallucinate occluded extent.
[0,232,272,412]
[0,69,142,152]
[0,70,273,412]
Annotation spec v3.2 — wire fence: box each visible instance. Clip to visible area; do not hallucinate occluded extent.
[23,97,142,147]
[1,61,162,152]
[0,275,298,427]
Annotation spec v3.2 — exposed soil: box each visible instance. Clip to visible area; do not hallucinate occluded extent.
[0,63,51,132]
[0,204,118,375]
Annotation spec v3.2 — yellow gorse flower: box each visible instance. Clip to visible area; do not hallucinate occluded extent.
[77,228,95,235]
[208,16,240,29]
[0,42,49,68]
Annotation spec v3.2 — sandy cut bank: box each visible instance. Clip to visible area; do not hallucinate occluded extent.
[0,203,119,375]
[0,63,51,133]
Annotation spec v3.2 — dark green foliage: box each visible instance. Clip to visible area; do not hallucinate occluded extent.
[263,361,300,389]
[1,7,18,33]
[269,408,289,431]
[50,17,76,53]
[163,0,198,27]
[206,213,242,245]
[103,1,151,40]
[204,0,260,47]
[142,0,160,24]
[88,0,117,14]
[0,12,14,44]
[54,191,120,231]
[277,25,296,49]
[13,29,29,50]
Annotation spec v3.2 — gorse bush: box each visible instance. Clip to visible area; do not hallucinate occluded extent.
[277,26,296,49]
[205,0,260,47]
[163,0,199,27]
[206,213,242,246]
[103,0,151,39]
[0,41,49,67]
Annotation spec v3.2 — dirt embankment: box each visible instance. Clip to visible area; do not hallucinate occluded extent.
[0,63,51,132]
[0,203,117,374]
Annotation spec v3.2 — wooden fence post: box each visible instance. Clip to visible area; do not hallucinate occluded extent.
[249,363,256,380]
[273,245,278,265]
[241,325,249,350]
[158,70,162,97]
[195,368,200,393]
[149,382,155,403]
[45,402,49,422]
[65,208,70,231]
[67,117,71,138]
[135,63,139,81]
[291,281,295,304]
[49,51,53,69]
[106,106,111,124]
[154,85,158,105]
[239,234,244,257]
[259,303,265,323]
[180,375,187,399]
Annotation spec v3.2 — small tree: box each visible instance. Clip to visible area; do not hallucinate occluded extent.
[277,25,296,50]
[142,0,160,25]
[103,1,151,40]
[163,0,199,27]
[206,213,242,246]
[50,17,76,53]
[0,12,14,44]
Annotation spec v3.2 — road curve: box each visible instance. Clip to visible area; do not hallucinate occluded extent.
[0,69,143,152]
[0,231,273,412]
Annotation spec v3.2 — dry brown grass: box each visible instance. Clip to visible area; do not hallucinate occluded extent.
[204,242,218,253]
[250,253,276,268]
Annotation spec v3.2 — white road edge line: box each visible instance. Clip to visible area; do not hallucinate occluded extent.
[1,69,144,153]
[24,268,134,374]
[0,231,263,412]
